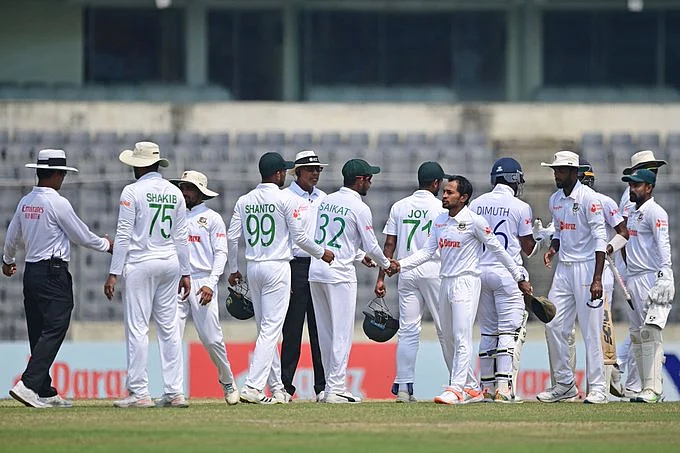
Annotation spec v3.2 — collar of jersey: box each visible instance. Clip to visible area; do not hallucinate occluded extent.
[188,203,208,215]
[558,180,584,200]
[413,189,436,198]
[136,171,162,182]
[492,184,515,196]
[450,205,472,223]
[339,186,361,199]
[632,196,655,214]
[290,180,321,199]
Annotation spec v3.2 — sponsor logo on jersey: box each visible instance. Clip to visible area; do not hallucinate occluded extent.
[524,218,531,224]
[560,221,576,231]
[188,235,201,242]
[656,219,668,228]
[553,205,563,211]
[609,208,619,217]
[484,226,492,235]
[629,229,638,236]
[215,233,226,238]
[572,203,580,214]
[439,238,461,248]
[365,225,373,231]
[119,200,131,207]
[22,204,44,219]
[590,203,602,213]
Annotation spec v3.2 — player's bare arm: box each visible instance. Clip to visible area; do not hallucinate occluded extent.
[178,275,191,301]
[375,234,396,297]
[104,274,117,300]
[197,286,213,305]
[590,250,605,300]
[228,271,242,287]
[544,238,560,268]
[2,261,16,277]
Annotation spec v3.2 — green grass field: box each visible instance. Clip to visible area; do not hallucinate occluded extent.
[1,399,679,453]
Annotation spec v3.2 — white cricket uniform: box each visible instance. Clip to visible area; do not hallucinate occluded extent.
[309,187,391,396]
[3,187,110,264]
[545,181,608,394]
[109,172,190,398]
[287,181,327,258]
[469,184,532,391]
[596,192,624,301]
[177,203,235,386]
[400,206,524,390]
[228,183,324,393]
[624,197,672,327]
[383,190,450,387]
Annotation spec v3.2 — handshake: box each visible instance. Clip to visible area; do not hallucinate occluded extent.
[384,259,401,277]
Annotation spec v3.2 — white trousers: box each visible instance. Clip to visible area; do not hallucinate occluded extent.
[122,257,184,396]
[546,261,606,393]
[177,275,235,385]
[626,272,657,329]
[244,260,290,392]
[439,275,481,390]
[310,281,356,394]
[395,273,450,385]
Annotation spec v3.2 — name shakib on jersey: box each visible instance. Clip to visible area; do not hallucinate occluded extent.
[318,202,350,216]
[146,193,178,204]
[475,206,510,217]
[245,204,275,214]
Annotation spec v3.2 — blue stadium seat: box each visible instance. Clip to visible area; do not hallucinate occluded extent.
[347,131,369,147]
[404,132,429,147]
[319,132,342,147]
[377,132,400,147]
[433,132,461,147]
[290,132,314,149]
[204,133,229,148]
[39,131,65,148]
[13,130,39,145]
[176,132,202,147]
[235,132,258,147]
[638,132,660,151]
[262,131,286,147]
[94,131,118,146]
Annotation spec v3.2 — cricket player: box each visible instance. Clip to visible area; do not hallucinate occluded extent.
[228,152,334,405]
[538,151,608,405]
[621,168,673,403]
[309,158,393,404]
[171,171,239,405]
[104,142,191,408]
[616,150,666,397]
[469,157,550,403]
[395,176,532,405]
[374,161,453,403]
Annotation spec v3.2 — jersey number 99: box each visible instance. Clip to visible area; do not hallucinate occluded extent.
[246,214,275,247]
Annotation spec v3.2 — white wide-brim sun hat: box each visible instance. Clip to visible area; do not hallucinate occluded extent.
[287,150,328,176]
[540,150,582,168]
[623,150,667,175]
[170,170,219,199]
[119,141,169,168]
[25,149,79,172]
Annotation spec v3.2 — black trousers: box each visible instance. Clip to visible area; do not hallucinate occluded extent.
[280,257,325,396]
[21,259,74,397]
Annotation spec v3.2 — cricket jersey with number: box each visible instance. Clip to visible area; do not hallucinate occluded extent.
[382,190,445,277]
[3,186,109,264]
[399,206,524,281]
[309,187,390,284]
[109,172,190,275]
[469,184,533,267]
[625,197,672,275]
[186,203,227,291]
[549,181,607,262]
[227,182,324,273]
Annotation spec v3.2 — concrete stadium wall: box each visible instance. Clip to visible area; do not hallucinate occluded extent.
[2,102,680,140]
[0,1,82,84]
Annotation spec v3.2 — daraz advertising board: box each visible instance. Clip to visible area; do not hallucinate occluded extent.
[1,341,679,401]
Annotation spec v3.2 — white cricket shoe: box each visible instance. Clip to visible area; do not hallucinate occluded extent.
[113,393,155,408]
[633,389,664,404]
[222,382,240,405]
[395,391,417,403]
[9,381,49,408]
[494,388,522,404]
[324,392,361,404]
[239,386,273,404]
[463,388,484,404]
[155,393,189,408]
[272,389,292,404]
[584,390,608,404]
[434,386,465,405]
[315,391,325,402]
[536,382,578,403]
[39,394,73,408]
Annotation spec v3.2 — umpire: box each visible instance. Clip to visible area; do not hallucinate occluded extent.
[2,149,112,408]
[281,151,328,401]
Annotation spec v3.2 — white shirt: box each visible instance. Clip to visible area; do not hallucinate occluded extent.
[469,184,533,267]
[109,172,190,276]
[619,187,634,219]
[227,183,324,272]
[3,186,109,264]
[186,203,227,291]
[625,197,672,275]
[286,180,327,258]
[549,181,607,262]
[309,187,390,284]
[400,206,524,281]
[595,191,624,241]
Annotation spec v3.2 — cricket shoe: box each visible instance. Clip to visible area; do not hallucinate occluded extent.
[624,388,641,399]
[39,394,73,408]
[434,386,465,405]
[463,388,484,404]
[324,392,361,404]
[583,390,608,404]
[155,393,189,408]
[482,387,496,403]
[494,389,522,404]
[239,386,274,404]
[222,382,240,405]
[113,393,155,408]
[396,391,417,403]
[315,391,325,402]
[633,389,664,404]
[609,366,625,398]
[9,381,49,408]
[536,382,578,403]
[272,389,292,404]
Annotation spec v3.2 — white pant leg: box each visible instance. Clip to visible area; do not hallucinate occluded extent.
[418,276,450,374]
[310,282,333,394]
[573,261,606,393]
[477,269,499,390]
[323,282,356,394]
[443,275,481,389]
[493,268,525,388]
[190,276,235,385]
[395,275,424,385]
[546,262,578,386]
[244,261,290,392]
[150,256,184,396]
[627,272,656,329]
